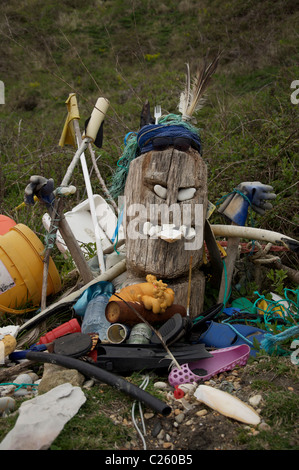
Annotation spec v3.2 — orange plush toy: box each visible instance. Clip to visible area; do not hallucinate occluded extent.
[109,274,175,314]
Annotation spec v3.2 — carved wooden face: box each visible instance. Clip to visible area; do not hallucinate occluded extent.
[124,147,207,279]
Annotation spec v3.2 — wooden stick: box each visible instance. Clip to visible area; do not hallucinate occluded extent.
[40,138,94,311]
[106,301,186,325]
[88,143,118,214]
[0,361,36,383]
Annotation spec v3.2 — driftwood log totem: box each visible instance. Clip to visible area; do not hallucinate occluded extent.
[123,146,208,318]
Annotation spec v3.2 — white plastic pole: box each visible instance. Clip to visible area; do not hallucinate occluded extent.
[73,121,106,274]
[83,97,110,142]
[211,224,299,248]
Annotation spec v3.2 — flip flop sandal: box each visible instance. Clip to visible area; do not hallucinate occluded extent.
[53,332,93,358]
[168,344,250,386]
[195,321,270,356]
[151,313,193,346]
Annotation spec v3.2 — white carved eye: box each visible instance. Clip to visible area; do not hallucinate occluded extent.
[178,187,196,201]
[154,184,167,199]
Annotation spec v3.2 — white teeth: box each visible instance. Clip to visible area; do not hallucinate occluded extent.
[154,184,167,199]
[178,187,196,201]
[185,227,196,240]
[159,227,182,243]
[179,225,188,237]
[149,225,161,237]
[162,223,175,231]
[142,222,195,242]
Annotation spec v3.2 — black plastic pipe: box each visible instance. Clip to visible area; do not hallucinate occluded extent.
[26,351,172,417]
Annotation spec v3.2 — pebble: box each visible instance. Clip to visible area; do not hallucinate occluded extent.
[259,422,271,432]
[231,370,239,376]
[157,429,165,440]
[0,396,16,415]
[175,413,185,424]
[249,394,262,407]
[154,381,168,390]
[144,412,154,419]
[204,379,217,386]
[177,187,196,201]
[162,442,172,449]
[27,372,39,383]
[83,379,95,389]
[0,384,15,397]
[152,422,162,437]
[14,388,31,397]
[154,185,167,199]
[196,409,208,417]
[219,381,234,393]
[178,383,197,394]
[13,373,33,385]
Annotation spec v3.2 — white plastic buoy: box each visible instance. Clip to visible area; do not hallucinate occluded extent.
[83,97,110,142]
[194,385,261,425]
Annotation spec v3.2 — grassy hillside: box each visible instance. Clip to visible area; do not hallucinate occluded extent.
[0,1,298,452]
[0,0,298,251]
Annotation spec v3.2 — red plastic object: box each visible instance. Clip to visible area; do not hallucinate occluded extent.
[37,318,81,344]
[0,215,16,235]
[174,385,185,399]
[88,349,98,362]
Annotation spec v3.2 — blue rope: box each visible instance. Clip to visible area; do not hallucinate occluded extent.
[0,382,39,391]
[261,326,299,355]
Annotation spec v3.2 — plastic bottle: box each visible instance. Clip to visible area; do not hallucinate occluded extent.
[81,294,111,341]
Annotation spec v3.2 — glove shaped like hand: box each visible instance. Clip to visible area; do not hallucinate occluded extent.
[24,175,55,207]
[218,181,276,225]
[237,182,276,215]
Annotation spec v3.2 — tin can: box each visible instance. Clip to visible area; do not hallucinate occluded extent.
[126,323,152,344]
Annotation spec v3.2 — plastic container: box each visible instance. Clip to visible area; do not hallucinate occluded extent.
[107,323,130,344]
[0,224,61,312]
[0,215,16,235]
[126,323,152,344]
[81,294,111,341]
[37,318,81,345]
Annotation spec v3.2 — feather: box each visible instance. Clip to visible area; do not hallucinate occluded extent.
[178,63,190,117]
[179,53,221,120]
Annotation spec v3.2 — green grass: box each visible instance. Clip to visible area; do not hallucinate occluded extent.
[50,386,135,450]
[0,0,298,451]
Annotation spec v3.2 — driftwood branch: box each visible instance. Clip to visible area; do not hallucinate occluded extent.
[0,361,36,383]
[88,143,118,213]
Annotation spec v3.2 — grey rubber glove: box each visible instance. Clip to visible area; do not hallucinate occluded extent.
[236,182,276,215]
[24,175,55,207]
